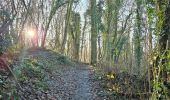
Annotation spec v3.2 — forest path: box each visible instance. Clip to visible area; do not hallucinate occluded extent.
[24,48,100,100]
[46,64,98,100]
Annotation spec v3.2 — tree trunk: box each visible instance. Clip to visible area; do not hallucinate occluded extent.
[61,0,73,53]
[90,0,97,65]
[159,0,170,85]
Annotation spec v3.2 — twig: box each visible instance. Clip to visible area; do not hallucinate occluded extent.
[6,64,22,90]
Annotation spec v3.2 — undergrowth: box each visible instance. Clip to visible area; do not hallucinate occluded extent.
[92,65,150,100]
[0,48,75,99]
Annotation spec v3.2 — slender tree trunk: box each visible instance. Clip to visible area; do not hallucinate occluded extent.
[90,0,97,65]
[134,0,142,75]
[112,1,119,62]
[159,0,170,85]
[61,0,73,53]
[105,0,113,62]
[81,14,87,61]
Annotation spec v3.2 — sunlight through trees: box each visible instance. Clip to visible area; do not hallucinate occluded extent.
[0,0,170,99]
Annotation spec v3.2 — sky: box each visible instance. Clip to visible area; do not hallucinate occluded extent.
[75,0,88,22]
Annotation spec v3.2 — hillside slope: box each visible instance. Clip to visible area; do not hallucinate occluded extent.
[0,48,101,100]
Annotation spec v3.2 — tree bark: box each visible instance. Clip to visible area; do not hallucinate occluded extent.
[90,0,97,65]
[158,0,170,85]
[61,0,73,53]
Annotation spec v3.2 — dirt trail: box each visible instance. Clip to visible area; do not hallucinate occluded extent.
[45,65,99,100]
[25,49,100,100]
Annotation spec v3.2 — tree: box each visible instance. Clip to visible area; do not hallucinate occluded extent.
[60,0,74,53]
[90,0,97,65]
[134,0,143,75]
[80,12,88,61]
[70,11,81,60]
[158,0,170,90]
[105,0,114,62]
[41,0,68,48]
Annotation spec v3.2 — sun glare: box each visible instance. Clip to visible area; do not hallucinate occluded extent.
[27,30,35,38]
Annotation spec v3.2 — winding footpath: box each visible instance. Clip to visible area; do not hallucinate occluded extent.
[46,65,99,100]
[24,49,101,100]
[15,49,150,100]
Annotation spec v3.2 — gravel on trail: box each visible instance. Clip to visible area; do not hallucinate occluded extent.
[45,65,100,100]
